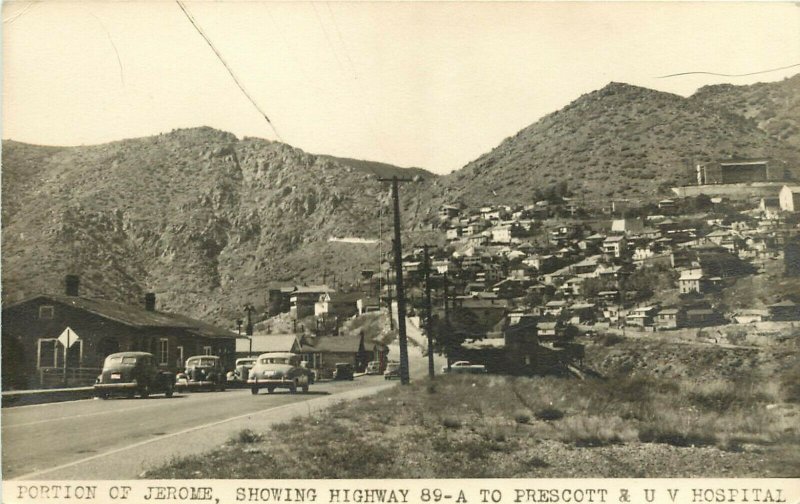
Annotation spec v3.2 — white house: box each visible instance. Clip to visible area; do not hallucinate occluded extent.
[779,185,800,212]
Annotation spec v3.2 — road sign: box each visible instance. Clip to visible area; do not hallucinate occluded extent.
[57,327,81,348]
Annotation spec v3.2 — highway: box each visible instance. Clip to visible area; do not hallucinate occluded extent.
[2,339,439,480]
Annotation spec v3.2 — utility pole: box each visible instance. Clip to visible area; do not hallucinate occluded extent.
[422,244,435,378]
[386,266,394,330]
[244,304,255,356]
[378,176,413,385]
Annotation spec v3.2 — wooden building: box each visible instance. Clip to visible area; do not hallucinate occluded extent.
[1,277,235,389]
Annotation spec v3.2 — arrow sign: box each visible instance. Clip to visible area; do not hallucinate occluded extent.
[57,327,81,348]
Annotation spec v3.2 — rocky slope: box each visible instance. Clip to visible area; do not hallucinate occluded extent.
[690,74,800,149]
[4,77,799,323]
[438,79,800,207]
[1,127,434,324]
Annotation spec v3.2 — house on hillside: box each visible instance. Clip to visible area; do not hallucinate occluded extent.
[779,185,800,212]
[625,306,657,328]
[1,276,235,389]
[655,307,685,330]
[290,285,335,319]
[684,308,724,327]
[603,235,627,258]
[357,297,381,315]
[314,292,360,318]
[679,269,706,294]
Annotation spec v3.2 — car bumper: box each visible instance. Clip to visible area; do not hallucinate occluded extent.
[175,380,218,389]
[94,383,138,393]
[248,378,296,389]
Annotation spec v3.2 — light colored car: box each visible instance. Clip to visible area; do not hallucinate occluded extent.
[383,361,401,380]
[442,361,488,374]
[226,357,257,385]
[365,360,382,375]
[248,352,313,394]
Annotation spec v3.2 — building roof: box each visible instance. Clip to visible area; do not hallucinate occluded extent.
[301,332,365,353]
[239,334,299,353]
[679,270,704,280]
[293,285,335,294]
[686,309,716,316]
[4,294,233,339]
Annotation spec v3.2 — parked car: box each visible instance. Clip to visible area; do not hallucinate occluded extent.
[383,361,401,380]
[226,357,257,385]
[333,362,354,381]
[365,360,382,375]
[442,361,488,374]
[248,352,313,394]
[94,351,175,399]
[176,355,227,392]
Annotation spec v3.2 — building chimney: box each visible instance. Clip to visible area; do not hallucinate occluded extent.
[144,293,156,312]
[65,275,80,297]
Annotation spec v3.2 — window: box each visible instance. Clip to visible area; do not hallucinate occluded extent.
[159,338,169,366]
[176,345,184,368]
[203,346,212,356]
[38,305,54,320]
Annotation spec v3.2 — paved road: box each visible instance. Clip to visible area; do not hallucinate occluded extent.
[3,340,441,480]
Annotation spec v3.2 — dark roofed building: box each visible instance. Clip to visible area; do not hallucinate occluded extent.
[1,277,235,389]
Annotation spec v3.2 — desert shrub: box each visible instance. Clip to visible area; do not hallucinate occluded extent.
[514,410,532,424]
[781,360,800,403]
[535,408,565,421]
[638,410,717,447]
[685,379,775,413]
[557,415,637,447]
[597,333,625,346]
[442,416,462,429]
[235,429,263,444]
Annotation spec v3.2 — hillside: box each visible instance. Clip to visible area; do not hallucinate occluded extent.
[1,127,434,324]
[4,77,800,324]
[691,74,800,149]
[439,80,800,207]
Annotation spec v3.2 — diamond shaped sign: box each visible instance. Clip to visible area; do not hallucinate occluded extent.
[57,327,81,348]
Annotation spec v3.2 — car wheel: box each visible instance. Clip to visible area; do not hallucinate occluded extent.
[139,385,150,399]
[267,386,275,394]
[99,392,109,400]
[251,387,259,395]
[290,381,298,394]
[165,384,174,398]
[302,383,309,393]
[126,390,136,399]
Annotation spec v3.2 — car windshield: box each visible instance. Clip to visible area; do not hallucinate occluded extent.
[260,357,289,365]
[386,363,399,370]
[188,358,217,367]
[237,359,256,366]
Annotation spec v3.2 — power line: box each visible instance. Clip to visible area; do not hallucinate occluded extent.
[175,0,283,142]
[657,63,800,79]
[89,12,124,86]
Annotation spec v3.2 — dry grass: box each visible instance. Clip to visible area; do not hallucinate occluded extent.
[148,364,800,479]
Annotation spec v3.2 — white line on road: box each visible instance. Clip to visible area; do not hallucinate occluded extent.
[10,383,393,481]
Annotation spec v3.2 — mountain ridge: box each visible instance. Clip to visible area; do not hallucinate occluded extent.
[3,76,799,323]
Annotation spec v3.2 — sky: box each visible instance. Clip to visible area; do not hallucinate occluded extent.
[2,1,799,174]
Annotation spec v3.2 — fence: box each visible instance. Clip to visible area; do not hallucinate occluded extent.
[38,367,102,388]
